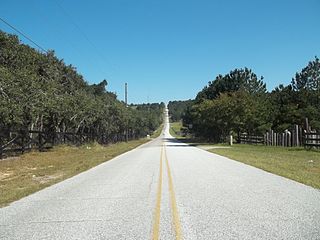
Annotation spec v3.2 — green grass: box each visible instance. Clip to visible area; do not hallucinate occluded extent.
[209,144,320,189]
[0,138,149,207]
[151,123,164,138]
[169,121,185,138]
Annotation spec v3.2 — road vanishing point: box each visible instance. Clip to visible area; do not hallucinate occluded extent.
[1,108,320,239]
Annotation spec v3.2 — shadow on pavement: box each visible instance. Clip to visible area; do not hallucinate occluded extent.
[163,137,215,147]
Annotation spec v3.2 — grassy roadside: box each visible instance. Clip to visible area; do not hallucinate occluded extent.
[169,121,185,138]
[152,123,164,138]
[209,144,320,189]
[169,121,218,146]
[0,138,150,207]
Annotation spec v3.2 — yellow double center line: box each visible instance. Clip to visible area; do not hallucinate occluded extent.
[152,143,182,240]
[164,145,183,239]
[152,144,163,239]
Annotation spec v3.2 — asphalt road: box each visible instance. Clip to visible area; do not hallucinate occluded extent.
[1,109,320,239]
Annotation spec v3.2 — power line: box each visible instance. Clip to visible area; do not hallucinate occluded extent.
[1,15,73,85]
[53,0,115,77]
[55,0,105,59]
[0,17,48,53]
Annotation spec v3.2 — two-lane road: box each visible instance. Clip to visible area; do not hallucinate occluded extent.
[1,109,320,239]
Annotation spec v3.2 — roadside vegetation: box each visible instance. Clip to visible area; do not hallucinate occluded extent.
[151,123,164,138]
[0,30,164,144]
[0,138,151,207]
[167,100,193,122]
[169,121,220,146]
[168,58,320,188]
[209,144,320,189]
[168,58,320,142]
[169,121,184,138]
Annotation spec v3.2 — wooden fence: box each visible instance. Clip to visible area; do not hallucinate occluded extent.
[304,132,320,148]
[240,124,320,148]
[264,125,303,147]
[0,128,131,159]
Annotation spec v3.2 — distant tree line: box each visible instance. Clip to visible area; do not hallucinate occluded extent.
[169,57,320,142]
[167,100,193,122]
[0,30,164,142]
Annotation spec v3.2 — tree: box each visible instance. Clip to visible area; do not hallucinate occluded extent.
[187,90,271,141]
[292,56,320,92]
[168,100,193,122]
[196,68,266,101]
[0,30,164,143]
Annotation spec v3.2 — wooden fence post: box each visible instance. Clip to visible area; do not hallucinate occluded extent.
[305,118,310,132]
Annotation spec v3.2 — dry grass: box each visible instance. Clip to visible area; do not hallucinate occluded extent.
[209,144,320,189]
[0,139,149,207]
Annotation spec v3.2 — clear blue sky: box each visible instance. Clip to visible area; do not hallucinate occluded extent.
[1,0,319,103]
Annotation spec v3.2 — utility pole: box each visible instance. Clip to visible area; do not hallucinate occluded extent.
[125,83,128,142]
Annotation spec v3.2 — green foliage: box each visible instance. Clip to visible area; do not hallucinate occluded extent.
[184,60,320,142]
[290,56,320,129]
[167,100,193,122]
[292,56,320,91]
[0,30,163,141]
[187,91,270,141]
[196,68,266,101]
[269,57,320,131]
[269,85,301,131]
[128,103,165,137]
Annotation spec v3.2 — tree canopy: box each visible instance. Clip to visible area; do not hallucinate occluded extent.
[196,68,266,101]
[167,100,193,122]
[0,30,164,142]
[178,60,319,142]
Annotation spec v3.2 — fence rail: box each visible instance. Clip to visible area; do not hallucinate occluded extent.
[304,132,320,148]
